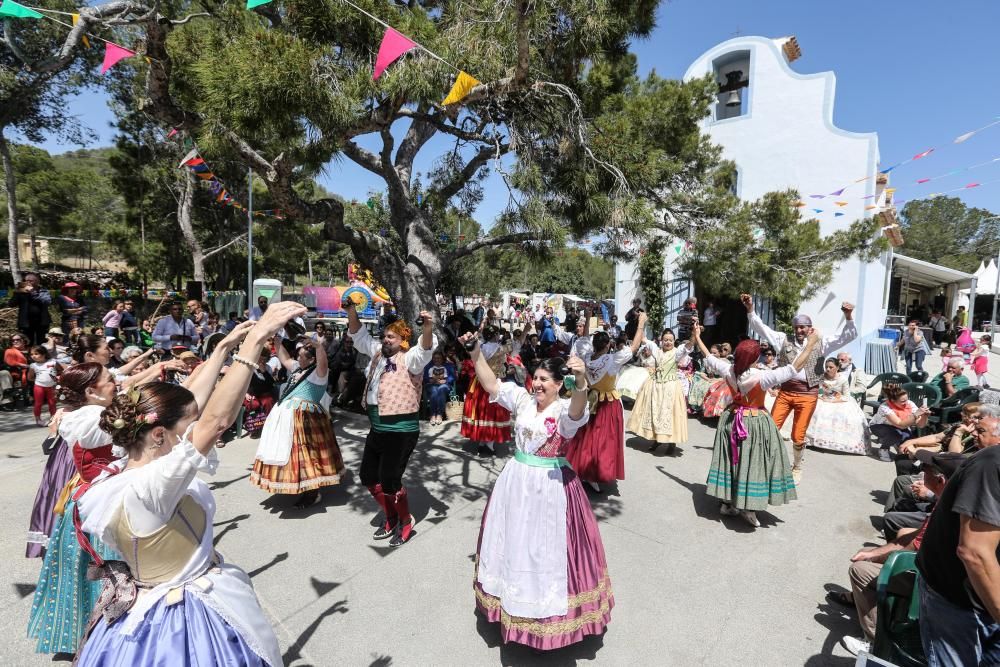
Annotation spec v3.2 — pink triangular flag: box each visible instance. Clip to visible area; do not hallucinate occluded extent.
[912,148,934,160]
[916,178,930,184]
[373,28,417,80]
[965,182,981,189]
[101,42,135,74]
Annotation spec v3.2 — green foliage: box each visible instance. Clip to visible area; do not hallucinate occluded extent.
[448,245,613,300]
[637,237,666,334]
[898,196,999,273]
[679,190,887,309]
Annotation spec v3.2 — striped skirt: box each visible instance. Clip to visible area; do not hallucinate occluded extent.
[706,408,797,511]
[251,407,345,494]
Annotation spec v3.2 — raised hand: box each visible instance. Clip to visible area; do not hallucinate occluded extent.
[740,293,754,313]
[254,302,308,342]
[566,355,587,388]
[841,302,855,320]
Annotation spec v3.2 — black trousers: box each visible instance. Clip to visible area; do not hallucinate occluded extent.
[360,429,419,494]
[19,325,46,346]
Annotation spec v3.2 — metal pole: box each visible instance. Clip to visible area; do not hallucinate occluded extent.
[247,168,254,314]
[991,246,1000,333]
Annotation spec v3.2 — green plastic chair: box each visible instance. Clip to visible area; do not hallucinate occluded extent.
[900,382,942,409]
[929,386,979,424]
[860,373,911,412]
[872,551,925,667]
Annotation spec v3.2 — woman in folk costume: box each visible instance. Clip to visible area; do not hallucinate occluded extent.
[567,312,647,491]
[73,307,301,667]
[694,324,821,528]
[627,328,691,452]
[805,357,870,455]
[27,363,121,655]
[26,410,75,558]
[463,334,613,650]
[462,325,512,454]
[252,334,345,509]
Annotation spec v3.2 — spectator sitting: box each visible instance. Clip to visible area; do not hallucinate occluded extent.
[916,403,1000,664]
[223,311,240,333]
[44,328,71,366]
[929,358,970,398]
[4,333,30,387]
[423,350,456,426]
[869,385,930,463]
[829,450,963,656]
[152,302,198,350]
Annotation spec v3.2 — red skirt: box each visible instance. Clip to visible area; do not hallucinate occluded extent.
[566,398,625,483]
[461,377,512,443]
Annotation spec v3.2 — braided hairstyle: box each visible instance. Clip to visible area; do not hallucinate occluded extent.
[59,362,106,408]
[98,382,196,456]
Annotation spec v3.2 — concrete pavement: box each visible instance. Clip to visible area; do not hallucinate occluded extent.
[0,389,905,667]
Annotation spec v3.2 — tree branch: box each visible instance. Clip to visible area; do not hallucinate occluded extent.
[444,231,538,265]
[433,143,509,202]
[342,140,382,176]
[203,233,248,259]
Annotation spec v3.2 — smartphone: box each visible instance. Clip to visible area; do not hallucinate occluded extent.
[922,397,928,409]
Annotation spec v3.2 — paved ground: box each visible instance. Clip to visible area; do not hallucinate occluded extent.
[6,349,999,666]
[3,397,904,667]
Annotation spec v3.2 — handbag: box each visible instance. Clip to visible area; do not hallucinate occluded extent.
[244,409,269,435]
[445,391,464,422]
[41,434,60,456]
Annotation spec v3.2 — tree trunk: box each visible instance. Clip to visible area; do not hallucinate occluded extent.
[176,172,206,293]
[29,214,39,269]
[0,130,21,281]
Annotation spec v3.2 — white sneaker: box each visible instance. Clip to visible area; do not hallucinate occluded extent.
[842,636,871,656]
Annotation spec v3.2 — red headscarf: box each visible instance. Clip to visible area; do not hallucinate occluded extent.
[732,339,761,378]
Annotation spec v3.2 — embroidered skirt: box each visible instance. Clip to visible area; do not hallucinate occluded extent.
[251,407,344,494]
[474,466,613,650]
[461,377,512,443]
[702,381,734,418]
[27,497,118,654]
[627,378,689,444]
[686,373,716,410]
[805,398,870,455]
[26,438,75,558]
[706,408,797,511]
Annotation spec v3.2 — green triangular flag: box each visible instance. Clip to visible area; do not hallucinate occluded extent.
[246,0,272,9]
[0,0,44,18]
[674,244,683,255]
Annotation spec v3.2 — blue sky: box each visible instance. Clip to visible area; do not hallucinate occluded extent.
[30,0,1000,226]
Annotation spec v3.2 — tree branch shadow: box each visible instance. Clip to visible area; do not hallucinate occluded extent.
[281,599,349,665]
[247,551,289,578]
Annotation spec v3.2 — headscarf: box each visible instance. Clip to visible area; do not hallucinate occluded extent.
[791,314,812,327]
[732,339,761,379]
[385,320,412,351]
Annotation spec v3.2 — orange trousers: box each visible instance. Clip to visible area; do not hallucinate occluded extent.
[770,391,818,444]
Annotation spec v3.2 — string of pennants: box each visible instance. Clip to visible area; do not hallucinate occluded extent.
[797,115,1000,215]
[176,146,285,219]
[247,0,482,107]
[0,0,142,73]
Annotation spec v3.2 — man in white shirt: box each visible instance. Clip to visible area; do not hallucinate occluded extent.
[152,302,198,351]
[533,303,544,322]
[557,312,593,358]
[249,296,269,321]
[743,294,857,482]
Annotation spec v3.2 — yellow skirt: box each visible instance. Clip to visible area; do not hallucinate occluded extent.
[627,378,688,444]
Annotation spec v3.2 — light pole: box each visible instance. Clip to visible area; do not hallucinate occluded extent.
[247,168,254,313]
[986,216,1000,332]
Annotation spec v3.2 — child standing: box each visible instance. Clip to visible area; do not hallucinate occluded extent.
[940,343,952,373]
[972,335,991,388]
[27,346,61,426]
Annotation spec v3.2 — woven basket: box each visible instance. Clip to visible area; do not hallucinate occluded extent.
[445,395,464,422]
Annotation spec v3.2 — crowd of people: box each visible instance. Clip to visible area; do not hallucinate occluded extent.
[8,274,1000,664]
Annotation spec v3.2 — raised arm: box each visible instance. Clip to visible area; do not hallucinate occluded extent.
[183,321,255,411]
[191,302,306,455]
[345,300,362,335]
[115,347,156,378]
[741,293,785,351]
[628,312,648,355]
[692,323,711,358]
[819,302,858,356]
[311,336,329,378]
[565,355,589,422]
[275,337,297,372]
[462,333,499,398]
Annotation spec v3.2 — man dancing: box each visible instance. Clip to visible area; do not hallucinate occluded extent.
[346,302,436,547]
[742,294,857,483]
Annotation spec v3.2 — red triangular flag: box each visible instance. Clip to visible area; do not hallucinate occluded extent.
[101,42,136,74]
[178,148,200,168]
[373,28,417,80]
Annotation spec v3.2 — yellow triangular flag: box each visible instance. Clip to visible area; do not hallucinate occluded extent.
[71,14,91,48]
[442,71,480,106]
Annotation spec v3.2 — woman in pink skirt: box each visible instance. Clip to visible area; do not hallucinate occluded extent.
[464,334,613,651]
[567,312,646,491]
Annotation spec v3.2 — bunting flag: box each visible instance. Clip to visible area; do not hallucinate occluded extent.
[246,0,272,8]
[913,148,934,160]
[834,212,845,217]
[442,71,480,105]
[101,42,136,74]
[373,28,416,80]
[0,0,43,18]
[828,188,846,196]
[178,148,200,168]
[166,128,178,139]
[70,13,90,48]
[835,201,848,207]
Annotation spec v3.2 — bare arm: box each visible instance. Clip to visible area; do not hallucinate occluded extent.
[191,303,306,455]
[692,323,711,358]
[462,334,499,398]
[565,355,589,422]
[628,312,647,355]
[275,337,296,372]
[345,301,361,335]
[419,310,433,351]
[184,322,255,411]
[958,515,1000,622]
[116,348,156,378]
[312,337,329,378]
